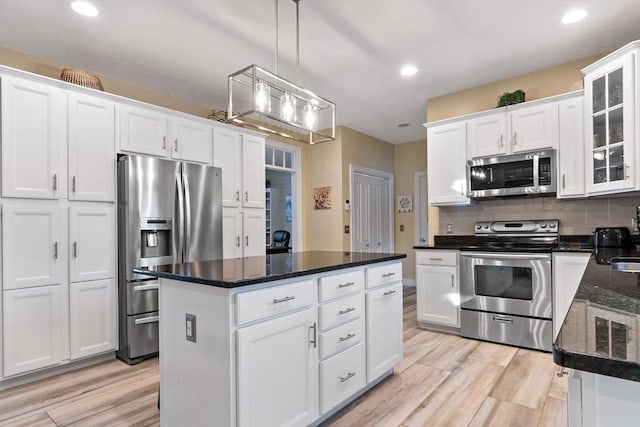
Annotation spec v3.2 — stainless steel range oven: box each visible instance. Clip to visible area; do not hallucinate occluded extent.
[459,219,558,352]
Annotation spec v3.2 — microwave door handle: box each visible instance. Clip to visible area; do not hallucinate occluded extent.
[533,154,540,192]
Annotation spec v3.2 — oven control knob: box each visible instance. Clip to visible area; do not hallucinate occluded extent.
[540,224,547,229]
[550,223,556,228]
[483,225,489,229]
[476,225,482,230]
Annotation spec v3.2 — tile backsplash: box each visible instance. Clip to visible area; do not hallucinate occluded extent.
[438,195,640,235]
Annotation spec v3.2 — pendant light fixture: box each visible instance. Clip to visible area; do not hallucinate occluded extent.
[227,0,335,144]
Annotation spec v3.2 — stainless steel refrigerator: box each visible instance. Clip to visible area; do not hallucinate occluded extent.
[116,154,222,364]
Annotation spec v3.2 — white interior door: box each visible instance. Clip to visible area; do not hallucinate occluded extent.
[351,167,393,253]
[415,171,428,245]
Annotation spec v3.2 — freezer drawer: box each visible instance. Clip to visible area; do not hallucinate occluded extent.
[126,311,159,358]
[460,309,552,352]
[125,280,159,315]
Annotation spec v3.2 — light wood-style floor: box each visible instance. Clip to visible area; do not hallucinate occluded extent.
[0,287,567,427]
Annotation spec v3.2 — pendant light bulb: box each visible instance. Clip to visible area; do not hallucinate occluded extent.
[303,101,318,131]
[280,92,297,123]
[255,80,271,113]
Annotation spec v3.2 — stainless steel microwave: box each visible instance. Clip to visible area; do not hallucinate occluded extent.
[466,149,556,198]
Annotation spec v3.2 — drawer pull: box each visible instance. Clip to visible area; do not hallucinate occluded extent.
[310,323,317,348]
[492,315,513,324]
[383,290,397,296]
[382,272,396,278]
[429,257,443,261]
[339,333,356,342]
[338,307,356,315]
[338,282,356,288]
[273,296,295,304]
[339,372,356,383]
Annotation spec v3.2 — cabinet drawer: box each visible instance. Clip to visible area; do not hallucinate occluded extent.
[318,270,363,302]
[415,250,457,266]
[365,262,402,289]
[319,318,363,360]
[320,343,365,414]
[236,280,313,325]
[319,293,363,331]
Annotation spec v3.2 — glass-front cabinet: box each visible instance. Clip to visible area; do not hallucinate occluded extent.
[583,46,636,194]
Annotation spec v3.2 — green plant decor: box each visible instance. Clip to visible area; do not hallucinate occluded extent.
[497,90,526,107]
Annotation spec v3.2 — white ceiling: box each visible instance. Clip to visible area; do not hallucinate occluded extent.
[1,0,640,144]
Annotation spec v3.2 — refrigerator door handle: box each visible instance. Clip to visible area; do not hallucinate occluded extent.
[176,170,185,261]
[182,166,192,261]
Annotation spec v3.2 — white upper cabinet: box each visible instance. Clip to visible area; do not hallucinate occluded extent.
[468,103,557,158]
[558,96,585,198]
[243,210,266,258]
[426,121,470,206]
[583,46,636,195]
[213,127,265,209]
[222,208,243,259]
[68,93,116,202]
[2,76,65,199]
[69,204,116,283]
[119,104,170,157]
[170,117,212,164]
[2,204,62,290]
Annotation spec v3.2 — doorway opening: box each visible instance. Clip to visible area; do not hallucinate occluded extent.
[265,141,302,252]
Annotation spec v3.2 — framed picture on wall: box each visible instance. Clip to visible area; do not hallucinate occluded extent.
[313,186,332,209]
[397,195,412,213]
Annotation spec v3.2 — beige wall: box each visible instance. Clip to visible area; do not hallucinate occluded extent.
[426,52,611,241]
[393,140,427,279]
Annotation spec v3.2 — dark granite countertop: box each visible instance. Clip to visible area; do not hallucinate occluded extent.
[133,251,406,288]
[413,235,474,250]
[553,246,640,382]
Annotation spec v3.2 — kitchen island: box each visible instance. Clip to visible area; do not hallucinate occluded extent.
[134,251,406,427]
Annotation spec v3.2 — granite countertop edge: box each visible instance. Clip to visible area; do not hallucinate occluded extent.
[133,252,407,289]
[553,343,640,382]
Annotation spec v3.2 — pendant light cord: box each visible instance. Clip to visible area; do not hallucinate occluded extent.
[295,0,300,83]
[274,0,279,75]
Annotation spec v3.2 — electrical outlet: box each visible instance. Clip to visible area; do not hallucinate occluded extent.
[186,314,196,343]
[447,223,453,233]
[344,225,350,234]
[400,224,404,232]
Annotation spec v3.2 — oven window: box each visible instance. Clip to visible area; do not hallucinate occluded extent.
[474,265,533,300]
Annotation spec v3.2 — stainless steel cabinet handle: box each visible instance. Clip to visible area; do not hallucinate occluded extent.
[72,241,77,258]
[499,134,504,148]
[338,282,356,288]
[513,132,517,145]
[236,190,240,201]
[492,315,513,324]
[310,323,317,348]
[162,136,167,149]
[244,191,248,202]
[52,174,57,191]
[135,316,159,325]
[245,236,249,247]
[236,236,240,247]
[625,163,630,179]
[53,242,58,259]
[339,372,356,383]
[383,290,397,296]
[71,176,77,193]
[133,283,159,291]
[562,174,566,189]
[451,274,454,288]
[460,183,464,195]
[273,296,295,304]
[429,257,443,261]
[382,272,396,278]
[338,307,355,315]
[174,138,178,152]
[339,333,356,342]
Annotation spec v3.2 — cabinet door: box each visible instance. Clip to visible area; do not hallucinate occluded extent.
[468,112,507,158]
[416,265,459,327]
[69,279,117,359]
[69,205,116,283]
[553,253,590,340]
[3,204,61,290]
[243,209,266,257]
[558,97,586,198]
[3,284,65,376]
[241,135,266,209]
[68,93,116,201]
[119,104,169,157]
[427,121,470,206]
[171,117,212,164]
[509,102,558,153]
[366,282,402,382]
[213,127,242,207]
[222,208,243,259]
[2,76,64,199]
[584,53,635,194]
[236,308,318,427]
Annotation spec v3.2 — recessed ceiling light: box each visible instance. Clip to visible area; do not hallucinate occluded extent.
[400,64,418,77]
[71,1,99,17]
[561,8,587,24]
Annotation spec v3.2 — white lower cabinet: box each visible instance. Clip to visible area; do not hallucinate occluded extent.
[553,253,590,340]
[69,279,117,360]
[320,343,365,414]
[3,284,67,377]
[236,308,318,427]
[366,281,403,382]
[415,250,460,328]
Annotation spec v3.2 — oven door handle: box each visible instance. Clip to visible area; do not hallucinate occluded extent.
[460,252,550,260]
